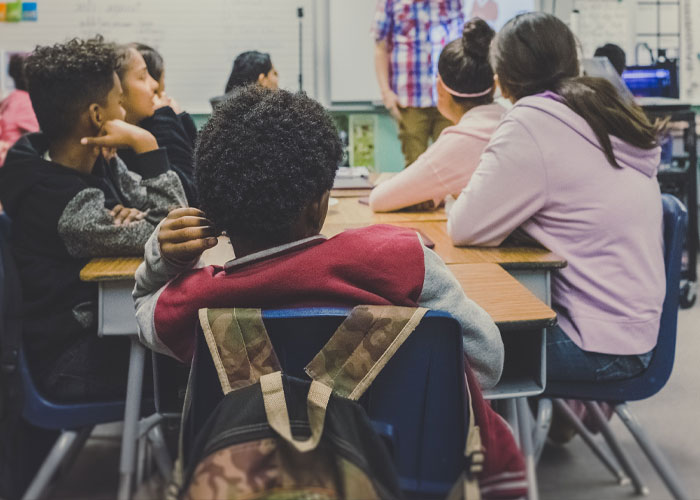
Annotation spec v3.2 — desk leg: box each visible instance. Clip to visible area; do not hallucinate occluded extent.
[516,397,539,500]
[502,399,520,445]
[117,337,146,500]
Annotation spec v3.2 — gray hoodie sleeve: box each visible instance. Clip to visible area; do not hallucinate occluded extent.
[133,223,200,356]
[57,188,158,258]
[417,244,504,389]
[57,150,187,258]
[111,150,188,224]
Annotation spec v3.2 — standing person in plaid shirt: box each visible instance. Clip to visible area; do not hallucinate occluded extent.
[373,0,465,167]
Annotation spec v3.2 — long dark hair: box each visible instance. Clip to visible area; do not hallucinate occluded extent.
[8,53,29,91]
[224,51,272,93]
[492,12,659,168]
[130,43,164,82]
[438,18,496,107]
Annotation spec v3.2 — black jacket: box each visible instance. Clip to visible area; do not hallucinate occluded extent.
[120,106,198,205]
[0,133,186,372]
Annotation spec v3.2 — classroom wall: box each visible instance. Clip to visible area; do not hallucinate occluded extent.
[192,111,406,172]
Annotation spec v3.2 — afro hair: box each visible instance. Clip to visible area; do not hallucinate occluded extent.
[195,85,342,243]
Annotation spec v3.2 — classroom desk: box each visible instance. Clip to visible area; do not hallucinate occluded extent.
[80,258,145,500]
[322,219,566,304]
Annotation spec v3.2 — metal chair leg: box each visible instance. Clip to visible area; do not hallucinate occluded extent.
[584,401,648,495]
[615,403,690,500]
[552,399,629,486]
[516,397,539,500]
[57,426,93,479]
[22,430,80,500]
[136,433,147,487]
[147,424,174,481]
[532,398,553,463]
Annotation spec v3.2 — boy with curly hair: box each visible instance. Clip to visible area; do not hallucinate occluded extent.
[134,85,503,389]
[0,37,186,402]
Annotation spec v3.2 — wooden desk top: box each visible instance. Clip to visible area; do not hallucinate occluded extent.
[451,263,556,329]
[324,197,447,225]
[79,236,235,282]
[80,256,143,281]
[80,258,554,328]
[322,220,565,269]
[330,188,373,198]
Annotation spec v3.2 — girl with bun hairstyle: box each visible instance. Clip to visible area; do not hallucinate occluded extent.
[369,18,506,212]
[448,12,665,382]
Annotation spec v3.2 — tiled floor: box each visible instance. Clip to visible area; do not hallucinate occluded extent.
[35,299,700,499]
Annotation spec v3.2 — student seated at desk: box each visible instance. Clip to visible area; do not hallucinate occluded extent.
[133,85,503,389]
[0,37,187,402]
[115,44,198,205]
[210,50,279,108]
[369,19,505,213]
[447,12,664,383]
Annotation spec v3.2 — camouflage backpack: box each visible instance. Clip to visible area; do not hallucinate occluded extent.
[172,306,485,500]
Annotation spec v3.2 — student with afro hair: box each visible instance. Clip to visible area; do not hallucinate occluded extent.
[133,85,503,389]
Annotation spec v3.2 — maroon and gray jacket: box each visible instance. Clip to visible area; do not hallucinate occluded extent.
[133,224,504,389]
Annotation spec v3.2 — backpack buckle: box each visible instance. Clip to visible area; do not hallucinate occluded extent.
[464,450,485,477]
[1,349,18,374]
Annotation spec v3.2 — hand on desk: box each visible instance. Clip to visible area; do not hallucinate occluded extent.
[158,207,218,263]
[110,204,147,226]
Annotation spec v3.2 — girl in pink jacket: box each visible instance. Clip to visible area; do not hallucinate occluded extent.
[448,12,665,382]
[0,54,39,166]
[369,18,505,212]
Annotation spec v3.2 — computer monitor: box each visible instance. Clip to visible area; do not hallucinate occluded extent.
[622,62,679,98]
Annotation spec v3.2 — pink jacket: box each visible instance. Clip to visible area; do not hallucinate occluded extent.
[369,103,505,212]
[448,93,665,356]
[0,90,39,166]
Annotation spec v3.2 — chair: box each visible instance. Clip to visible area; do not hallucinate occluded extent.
[187,307,468,499]
[0,213,126,500]
[540,194,690,500]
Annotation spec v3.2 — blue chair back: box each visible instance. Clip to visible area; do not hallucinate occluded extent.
[189,307,467,497]
[545,193,687,401]
[0,213,124,430]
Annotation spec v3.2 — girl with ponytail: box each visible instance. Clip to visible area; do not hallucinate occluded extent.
[448,12,665,382]
[369,18,506,212]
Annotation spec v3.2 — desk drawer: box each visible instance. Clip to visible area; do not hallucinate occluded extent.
[98,279,139,336]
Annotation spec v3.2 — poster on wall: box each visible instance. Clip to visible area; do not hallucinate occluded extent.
[349,114,377,171]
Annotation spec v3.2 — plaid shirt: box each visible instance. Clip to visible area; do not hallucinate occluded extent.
[373,0,464,108]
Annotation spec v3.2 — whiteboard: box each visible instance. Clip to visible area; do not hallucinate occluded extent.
[0,0,316,113]
[329,0,381,104]
[328,0,535,104]
[574,0,635,61]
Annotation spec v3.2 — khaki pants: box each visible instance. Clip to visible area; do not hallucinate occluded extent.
[397,107,452,167]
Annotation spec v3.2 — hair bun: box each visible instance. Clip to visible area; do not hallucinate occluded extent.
[462,18,495,60]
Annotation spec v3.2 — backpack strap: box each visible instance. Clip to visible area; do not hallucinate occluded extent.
[447,372,483,500]
[259,371,332,453]
[198,308,281,394]
[305,305,428,400]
